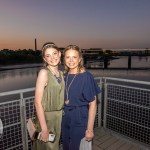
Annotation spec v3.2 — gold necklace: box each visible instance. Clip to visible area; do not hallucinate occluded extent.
[65,73,77,105]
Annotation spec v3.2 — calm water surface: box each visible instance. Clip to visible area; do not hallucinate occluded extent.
[0,56,150,93]
[0,67,150,93]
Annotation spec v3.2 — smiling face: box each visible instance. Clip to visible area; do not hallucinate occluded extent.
[64,49,81,73]
[43,47,61,67]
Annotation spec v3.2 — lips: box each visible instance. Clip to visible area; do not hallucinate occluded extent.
[50,59,58,63]
[68,63,75,66]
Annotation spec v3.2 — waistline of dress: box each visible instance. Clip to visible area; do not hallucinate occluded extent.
[64,105,88,109]
[44,110,63,120]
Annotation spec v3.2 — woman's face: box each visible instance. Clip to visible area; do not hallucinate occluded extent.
[64,49,81,72]
[43,48,61,67]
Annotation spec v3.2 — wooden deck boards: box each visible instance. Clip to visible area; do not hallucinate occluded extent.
[93,128,149,150]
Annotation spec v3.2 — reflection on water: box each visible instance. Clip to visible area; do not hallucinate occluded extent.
[0,56,150,93]
[0,67,40,92]
[0,67,39,79]
[0,67,150,93]
[109,56,150,68]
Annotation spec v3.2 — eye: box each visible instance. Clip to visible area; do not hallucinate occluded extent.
[53,51,58,55]
[65,56,70,59]
[45,55,50,58]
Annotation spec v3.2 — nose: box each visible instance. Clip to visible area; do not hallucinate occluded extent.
[50,54,55,59]
[69,57,73,62]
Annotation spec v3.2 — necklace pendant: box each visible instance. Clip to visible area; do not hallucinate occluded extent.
[65,99,69,105]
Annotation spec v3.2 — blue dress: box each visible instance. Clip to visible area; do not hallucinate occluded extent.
[62,71,100,150]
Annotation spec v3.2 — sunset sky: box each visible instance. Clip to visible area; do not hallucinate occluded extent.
[0,0,150,50]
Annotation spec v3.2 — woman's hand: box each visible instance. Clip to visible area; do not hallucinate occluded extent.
[85,129,94,141]
[39,129,49,143]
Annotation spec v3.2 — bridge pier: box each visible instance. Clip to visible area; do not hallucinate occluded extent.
[128,56,132,69]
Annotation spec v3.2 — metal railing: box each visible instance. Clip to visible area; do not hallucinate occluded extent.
[0,77,150,150]
[103,77,150,147]
[0,88,35,150]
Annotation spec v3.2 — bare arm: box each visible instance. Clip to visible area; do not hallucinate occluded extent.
[34,69,49,142]
[85,97,97,141]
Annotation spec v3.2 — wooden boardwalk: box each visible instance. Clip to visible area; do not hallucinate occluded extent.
[93,128,149,150]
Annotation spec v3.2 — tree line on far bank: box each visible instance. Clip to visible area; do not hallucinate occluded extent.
[0,49,42,65]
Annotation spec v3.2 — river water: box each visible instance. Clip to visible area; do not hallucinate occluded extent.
[0,56,150,93]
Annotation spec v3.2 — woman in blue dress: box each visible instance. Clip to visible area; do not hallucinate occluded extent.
[62,45,100,150]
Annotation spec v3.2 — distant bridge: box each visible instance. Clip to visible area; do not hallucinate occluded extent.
[83,53,150,69]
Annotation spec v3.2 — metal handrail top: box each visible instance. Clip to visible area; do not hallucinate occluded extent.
[0,87,35,96]
[104,77,150,85]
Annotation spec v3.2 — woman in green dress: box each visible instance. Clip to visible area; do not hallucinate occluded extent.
[33,42,64,150]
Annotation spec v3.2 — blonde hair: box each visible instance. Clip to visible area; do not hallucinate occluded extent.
[63,45,85,73]
[41,42,59,67]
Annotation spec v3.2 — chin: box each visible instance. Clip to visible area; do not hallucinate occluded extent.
[49,63,59,66]
[68,66,78,70]
[50,61,59,65]
[68,66,75,69]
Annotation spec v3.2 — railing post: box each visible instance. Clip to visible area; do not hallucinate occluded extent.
[128,55,132,69]
[97,77,102,127]
[102,78,107,128]
[20,93,28,150]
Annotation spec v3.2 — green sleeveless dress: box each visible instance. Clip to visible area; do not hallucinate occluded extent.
[33,69,64,150]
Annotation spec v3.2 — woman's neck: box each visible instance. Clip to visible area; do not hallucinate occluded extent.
[68,68,78,74]
[47,65,59,76]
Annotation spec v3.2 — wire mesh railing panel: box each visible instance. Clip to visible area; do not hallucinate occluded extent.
[0,100,21,126]
[94,93,102,128]
[27,141,33,150]
[0,124,23,150]
[24,97,36,150]
[6,145,23,150]
[0,101,23,150]
[107,85,150,107]
[105,83,150,145]
[94,106,99,128]
[25,97,36,119]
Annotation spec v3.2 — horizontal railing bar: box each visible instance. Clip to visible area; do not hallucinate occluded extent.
[0,88,35,96]
[94,77,102,80]
[107,83,150,91]
[108,98,150,110]
[6,144,23,150]
[107,114,150,130]
[105,77,150,85]
[3,122,21,128]
[24,96,35,100]
[0,99,20,105]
